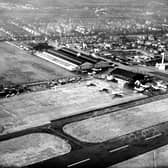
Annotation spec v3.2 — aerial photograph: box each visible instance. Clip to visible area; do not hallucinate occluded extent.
[0,0,168,167]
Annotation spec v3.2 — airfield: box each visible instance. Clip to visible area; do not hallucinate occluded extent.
[1,0,168,166]
[110,143,168,168]
[1,40,168,167]
[0,42,75,85]
[64,97,168,143]
[0,133,71,167]
[0,77,145,135]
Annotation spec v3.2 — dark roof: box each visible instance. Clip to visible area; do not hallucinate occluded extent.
[61,47,100,64]
[111,68,144,81]
[47,49,82,65]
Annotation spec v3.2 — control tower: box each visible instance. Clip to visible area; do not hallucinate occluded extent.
[156,52,166,71]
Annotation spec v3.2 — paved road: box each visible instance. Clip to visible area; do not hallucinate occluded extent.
[1,93,168,168]
[27,121,168,168]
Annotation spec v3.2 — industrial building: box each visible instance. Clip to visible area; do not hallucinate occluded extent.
[42,47,104,71]
[59,47,101,64]
[35,51,79,71]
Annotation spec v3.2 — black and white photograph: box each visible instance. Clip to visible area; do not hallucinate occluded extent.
[0,0,168,167]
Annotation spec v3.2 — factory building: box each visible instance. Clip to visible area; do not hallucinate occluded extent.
[59,47,101,64]
[45,47,104,72]
[35,51,79,71]
[34,47,109,72]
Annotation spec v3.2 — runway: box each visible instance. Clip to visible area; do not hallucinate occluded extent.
[1,93,168,167]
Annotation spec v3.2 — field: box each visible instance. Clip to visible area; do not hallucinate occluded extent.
[0,133,71,167]
[110,144,168,168]
[63,97,168,143]
[0,78,145,135]
[0,30,8,38]
[0,42,75,85]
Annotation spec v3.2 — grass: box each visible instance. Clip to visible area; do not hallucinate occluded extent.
[0,79,145,135]
[0,133,71,167]
[63,97,168,143]
[0,42,75,86]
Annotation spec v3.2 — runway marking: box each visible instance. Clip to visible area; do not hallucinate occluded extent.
[145,133,162,141]
[109,145,129,153]
[67,158,90,167]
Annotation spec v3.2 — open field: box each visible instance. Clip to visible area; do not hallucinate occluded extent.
[0,133,71,167]
[0,42,75,85]
[63,97,168,143]
[0,78,145,135]
[0,30,8,38]
[110,144,168,168]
